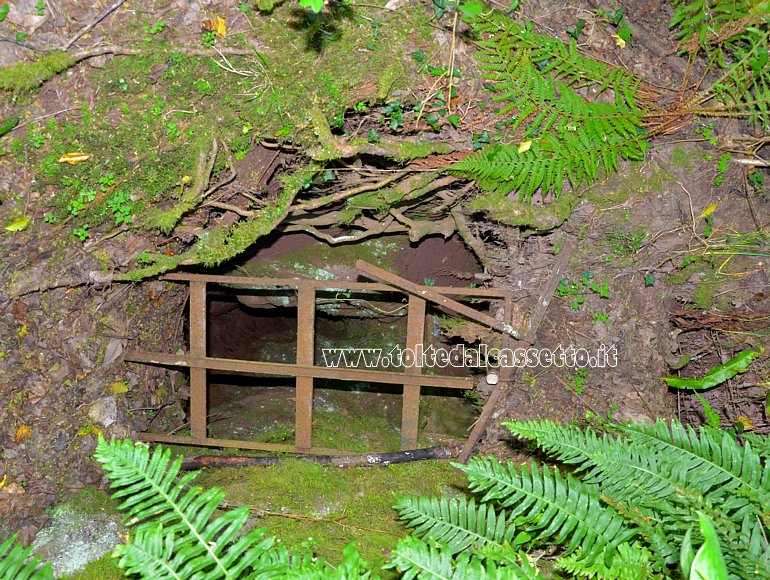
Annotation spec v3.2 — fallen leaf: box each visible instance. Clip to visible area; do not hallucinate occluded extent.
[4,216,30,232]
[0,474,6,491]
[736,416,755,431]
[611,34,626,49]
[15,425,31,442]
[698,201,720,219]
[110,381,129,394]
[17,325,28,341]
[57,152,91,165]
[518,140,532,154]
[213,15,226,37]
[3,482,24,495]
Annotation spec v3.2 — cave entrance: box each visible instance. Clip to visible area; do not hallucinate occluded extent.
[126,265,517,455]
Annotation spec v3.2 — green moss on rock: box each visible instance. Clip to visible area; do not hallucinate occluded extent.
[0,51,75,92]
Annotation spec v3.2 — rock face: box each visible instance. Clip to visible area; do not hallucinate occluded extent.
[88,396,118,428]
[30,493,124,576]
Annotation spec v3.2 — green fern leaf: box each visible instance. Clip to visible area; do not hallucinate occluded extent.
[456,457,638,566]
[619,420,770,513]
[393,495,520,555]
[744,433,770,460]
[558,541,655,580]
[451,10,648,202]
[0,535,52,580]
[387,536,542,579]
[95,436,278,579]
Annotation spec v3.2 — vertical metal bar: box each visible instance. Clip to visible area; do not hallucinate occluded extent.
[295,283,315,450]
[401,296,425,450]
[500,295,514,382]
[189,281,207,441]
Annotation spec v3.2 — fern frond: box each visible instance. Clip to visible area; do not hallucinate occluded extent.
[0,535,52,580]
[393,495,519,555]
[387,536,542,579]
[557,541,655,580]
[504,419,683,505]
[669,0,765,51]
[619,420,770,514]
[451,10,647,202]
[95,436,275,579]
[457,457,638,566]
[700,28,770,129]
[744,432,770,460]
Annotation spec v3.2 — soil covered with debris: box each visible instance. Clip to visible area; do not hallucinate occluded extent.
[0,0,768,572]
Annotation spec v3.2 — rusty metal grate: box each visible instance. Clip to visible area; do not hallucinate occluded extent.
[125,262,518,455]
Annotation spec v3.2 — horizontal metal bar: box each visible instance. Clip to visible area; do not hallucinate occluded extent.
[134,432,350,455]
[125,350,475,389]
[162,272,511,298]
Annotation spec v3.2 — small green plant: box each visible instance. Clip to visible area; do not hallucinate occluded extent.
[165,121,181,140]
[593,312,611,324]
[67,197,86,216]
[43,213,56,224]
[201,29,217,48]
[35,0,45,16]
[29,130,45,149]
[605,229,647,256]
[300,0,324,12]
[72,224,89,241]
[714,152,731,186]
[644,272,655,287]
[366,128,380,143]
[567,367,588,394]
[380,99,404,131]
[0,4,8,23]
[143,21,166,37]
[134,251,152,267]
[566,18,586,40]
[15,32,28,42]
[98,172,115,192]
[555,272,610,310]
[584,402,619,429]
[107,190,134,225]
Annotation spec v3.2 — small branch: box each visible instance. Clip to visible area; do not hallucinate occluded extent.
[281,216,406,244]
[451,205,490,266]
[63,0,128,51]
[184,48,255,57]
[732,158,770,167]
[290,172,405,212]
[71,45,139,62]
[202,201,253,218]
[11,271,114,298]
[0,37,46,52]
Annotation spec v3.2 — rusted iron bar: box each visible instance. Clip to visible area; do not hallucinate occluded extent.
[135,432,346,455]
[180,444,461,470]
[401,296,426,450]
[458,237,577,463]
[162,272,512,298]
[355,260,521,339]
[189,281,207,441]
[295,285,315,450]
[124,350,475,389]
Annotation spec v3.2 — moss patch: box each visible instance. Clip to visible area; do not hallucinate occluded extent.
[583,160,675,208]
[0,51,75,92]
[196,459,468,575]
